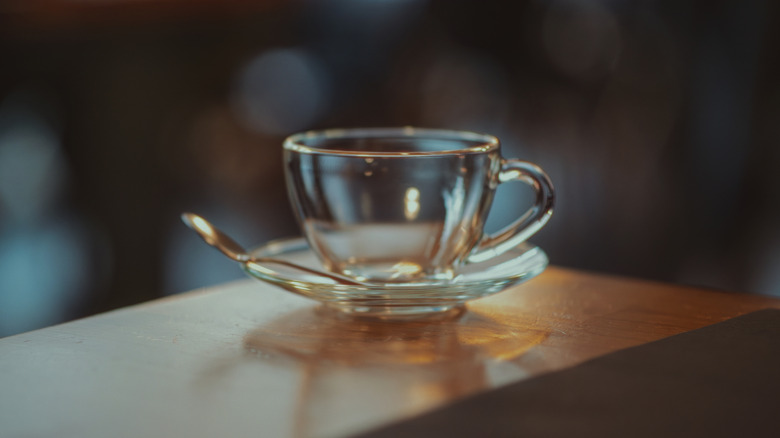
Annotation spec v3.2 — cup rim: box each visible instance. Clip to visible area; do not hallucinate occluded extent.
[284,127,499,156]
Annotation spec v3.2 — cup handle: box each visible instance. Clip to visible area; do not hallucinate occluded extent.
[468,159,555,263]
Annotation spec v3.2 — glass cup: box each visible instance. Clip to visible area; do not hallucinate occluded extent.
[283,127,554,284]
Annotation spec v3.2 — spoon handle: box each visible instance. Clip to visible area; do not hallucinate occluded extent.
[181,212,369,286]
[250,257,367,286]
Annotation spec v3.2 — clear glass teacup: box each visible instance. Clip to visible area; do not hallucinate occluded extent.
[283,127,554,284]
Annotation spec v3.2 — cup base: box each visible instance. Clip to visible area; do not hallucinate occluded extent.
[336,261,455,284]
[320,302,466,321]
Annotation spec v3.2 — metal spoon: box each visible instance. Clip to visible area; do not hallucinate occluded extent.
[181,212,369,286]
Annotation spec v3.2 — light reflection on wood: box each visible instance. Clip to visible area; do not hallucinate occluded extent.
[242,305,548,437]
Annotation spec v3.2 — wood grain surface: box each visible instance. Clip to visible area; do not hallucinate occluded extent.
[2,267,779,438]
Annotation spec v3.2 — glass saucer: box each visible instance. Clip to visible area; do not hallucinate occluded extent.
[242,237,548,318]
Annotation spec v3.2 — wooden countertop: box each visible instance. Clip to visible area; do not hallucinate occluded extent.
[2,266,779,438]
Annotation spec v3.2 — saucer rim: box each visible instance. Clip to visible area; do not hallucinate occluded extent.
[241,236,548,316]
[243,236,548,290]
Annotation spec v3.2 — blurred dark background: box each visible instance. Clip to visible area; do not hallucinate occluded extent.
[1,0,779,337]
